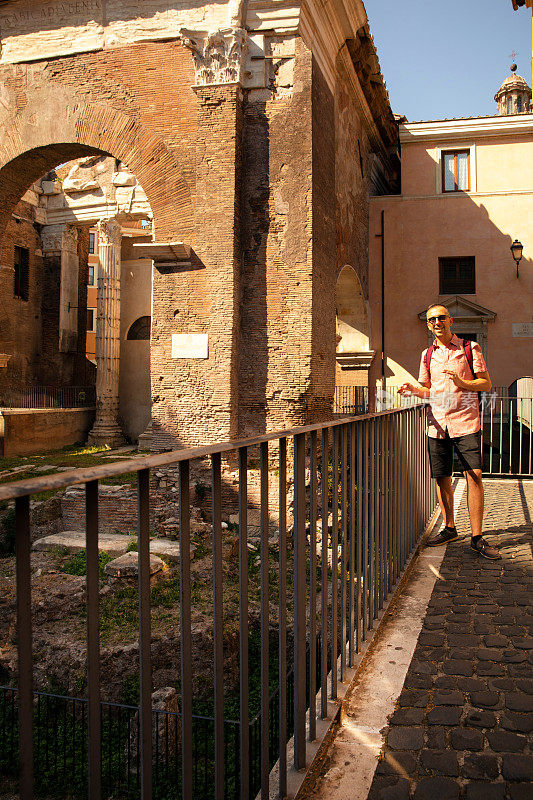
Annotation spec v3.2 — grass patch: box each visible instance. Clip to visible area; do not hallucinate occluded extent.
[61,549,113,578]
[0,508,16,556]
[0,444,138,502]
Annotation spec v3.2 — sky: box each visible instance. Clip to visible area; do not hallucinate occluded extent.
[368,0,532,121]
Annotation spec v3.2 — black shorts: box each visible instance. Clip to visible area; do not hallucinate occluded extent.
[427,431,482,478]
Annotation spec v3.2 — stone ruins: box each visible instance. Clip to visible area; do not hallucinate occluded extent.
[0,0,399,449]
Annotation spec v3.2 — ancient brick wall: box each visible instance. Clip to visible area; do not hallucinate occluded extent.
[0,27,397,447]
[39,226,92,388]
[310,56,336,419]
[0,199,44,395]
[334,56,373,300]
[239,40,314,436]
[150,82,243,449]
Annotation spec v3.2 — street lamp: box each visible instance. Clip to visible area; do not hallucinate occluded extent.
[510,239,524,277]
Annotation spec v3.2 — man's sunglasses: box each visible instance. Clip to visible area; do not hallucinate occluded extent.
[427,315,448,324]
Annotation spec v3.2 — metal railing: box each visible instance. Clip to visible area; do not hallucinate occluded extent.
[0,686,240,799]
[481,395,533,476]
[0,405,435,800]
[333,386,368,415]
[0,386,96,409]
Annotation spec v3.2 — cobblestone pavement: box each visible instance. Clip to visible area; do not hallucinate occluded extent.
[367,479,533,800]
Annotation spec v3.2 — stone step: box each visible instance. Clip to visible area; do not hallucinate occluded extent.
[32,531,182,562]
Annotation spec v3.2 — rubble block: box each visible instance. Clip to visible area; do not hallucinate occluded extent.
[104,551,167,584]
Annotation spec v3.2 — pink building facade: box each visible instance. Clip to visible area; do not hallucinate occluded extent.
[369,103,533,392]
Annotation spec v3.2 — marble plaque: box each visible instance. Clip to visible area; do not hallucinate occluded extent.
[512,323,533,338]
[171,333,208,359]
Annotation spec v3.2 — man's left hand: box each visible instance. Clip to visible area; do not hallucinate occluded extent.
[442,369,466,389]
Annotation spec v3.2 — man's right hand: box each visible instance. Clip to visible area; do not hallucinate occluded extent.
[398,382,416,396]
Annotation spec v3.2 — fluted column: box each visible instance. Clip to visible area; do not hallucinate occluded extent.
[88,219,124,447]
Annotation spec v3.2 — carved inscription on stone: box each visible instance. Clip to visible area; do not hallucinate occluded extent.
[0,0,104,62]
[0,1,102,32]
[0,0,230,64]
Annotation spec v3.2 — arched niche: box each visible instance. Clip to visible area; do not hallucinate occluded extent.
[335,266,374,372]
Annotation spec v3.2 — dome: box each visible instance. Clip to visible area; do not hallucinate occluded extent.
[494,72,531,100]
[494,66,532,115]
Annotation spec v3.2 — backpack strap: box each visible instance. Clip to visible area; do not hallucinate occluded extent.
[461,339,475,378]
[425,344,435,376]
[425,339,476,378]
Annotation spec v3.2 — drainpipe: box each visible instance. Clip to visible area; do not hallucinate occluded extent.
[375,209,386,391]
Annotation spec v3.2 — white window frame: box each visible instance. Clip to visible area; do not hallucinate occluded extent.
[435,143,476,194]
[86,307,97,332]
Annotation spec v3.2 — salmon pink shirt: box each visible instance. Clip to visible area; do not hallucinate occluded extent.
[418,334,488,439]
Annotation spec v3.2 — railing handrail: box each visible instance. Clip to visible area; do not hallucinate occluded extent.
[0,684,240,724]
[0,407,412,502]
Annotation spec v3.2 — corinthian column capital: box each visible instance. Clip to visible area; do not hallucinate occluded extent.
[97,218,122,246]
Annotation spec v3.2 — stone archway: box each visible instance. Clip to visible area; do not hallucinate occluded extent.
[0,89,195,446]
[335,265,374,382]
[0,104,193,242]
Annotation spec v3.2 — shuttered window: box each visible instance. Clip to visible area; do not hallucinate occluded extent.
[14,246,29,301]
[439,257,476,294]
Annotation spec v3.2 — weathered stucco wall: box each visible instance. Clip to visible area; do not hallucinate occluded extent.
[0,407,95,456]
[119,242,152,442]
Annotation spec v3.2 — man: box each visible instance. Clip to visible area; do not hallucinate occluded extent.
[399,304,500,560]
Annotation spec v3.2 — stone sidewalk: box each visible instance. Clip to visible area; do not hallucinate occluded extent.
[367,478,533,800]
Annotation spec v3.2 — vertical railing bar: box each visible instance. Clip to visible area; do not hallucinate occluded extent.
[278,437,288,798]
[356,422,363,652]
[179,460,193,800]
[379,417,384,609]
[320,429,328,718]
[488,402,494,472]
[500,399,504,474]
[85,480,101,800]
[390,417,395,591]
[309,430,317,741]
[408,413,412,552]
[387,418,392,594]
[15,495,33,800]
[376,417,385,611]
[238,446,250,800]
[137,468,153,800]
[340,425,347,682]
[529,398,532,475]
[392,417,401,582]
[405,415,409,560]
[384,419,390,596]
[212,452,224,800]
[293,432,307,770]
[368,420,375,627]
[362,420,368,641]
[331,428,338,699]
[516,397,524,475]
[399,415,405,574]
[481,391,485,472]
[410,412,415,550]
[259,441,270,798]
[349,421,356,665]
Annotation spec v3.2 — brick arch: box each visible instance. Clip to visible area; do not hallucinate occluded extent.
[0,103,193,243]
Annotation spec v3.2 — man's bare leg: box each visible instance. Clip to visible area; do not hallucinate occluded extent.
[464,469,483,538]
[436,476,455,528]
[465,469,499,558]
